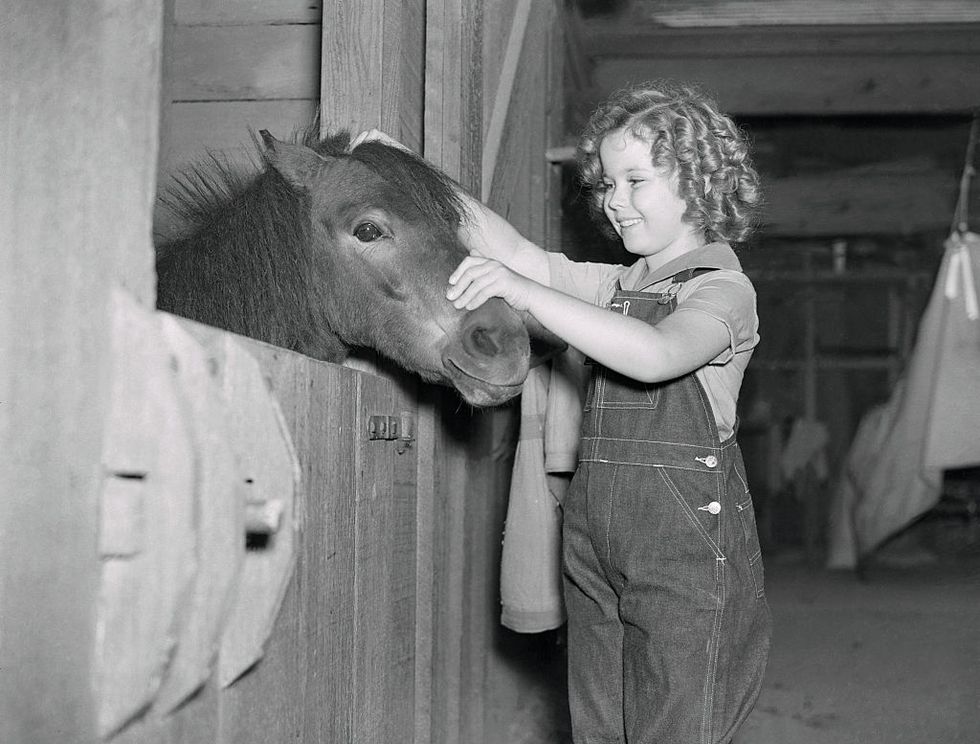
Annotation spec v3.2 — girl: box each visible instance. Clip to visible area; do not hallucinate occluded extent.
[446,80,771,744]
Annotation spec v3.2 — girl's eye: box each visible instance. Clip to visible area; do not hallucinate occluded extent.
[353,222,383,242]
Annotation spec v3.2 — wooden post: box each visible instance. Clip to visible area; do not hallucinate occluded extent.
[0,2,163,742]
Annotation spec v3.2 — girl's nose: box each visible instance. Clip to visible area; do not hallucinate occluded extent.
[606,186,626,210]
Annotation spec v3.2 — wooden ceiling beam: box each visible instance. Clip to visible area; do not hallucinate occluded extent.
[584,51,980,115]
[578,23,980,58]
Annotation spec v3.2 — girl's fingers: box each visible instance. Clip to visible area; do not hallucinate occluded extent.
[447,256,490,287]
[350,128,414,154]
[450,267,505,310]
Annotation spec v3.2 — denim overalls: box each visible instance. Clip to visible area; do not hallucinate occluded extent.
[562,268,771,744]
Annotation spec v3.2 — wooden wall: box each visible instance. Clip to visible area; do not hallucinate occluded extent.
[1,1,565,743]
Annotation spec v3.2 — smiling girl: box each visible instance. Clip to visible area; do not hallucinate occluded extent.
[447,80,772,744]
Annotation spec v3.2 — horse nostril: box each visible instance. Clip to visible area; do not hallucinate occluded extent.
[467,326,500,357]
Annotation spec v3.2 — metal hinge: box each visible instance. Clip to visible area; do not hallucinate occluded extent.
[368,411,415,453]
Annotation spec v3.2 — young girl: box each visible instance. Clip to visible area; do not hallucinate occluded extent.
[446,80,771,744]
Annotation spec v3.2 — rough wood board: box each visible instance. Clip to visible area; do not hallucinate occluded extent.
[0,2,162,741]
[171,24,320,101]
[762,170,957,236]
[176,0,322,25]
[592,54,980,115]
[154,315,244,716]
[350,373,417,743]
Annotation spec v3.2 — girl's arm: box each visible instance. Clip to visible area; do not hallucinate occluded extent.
[447,258,730,382]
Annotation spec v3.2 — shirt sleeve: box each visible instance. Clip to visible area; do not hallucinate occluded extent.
[546,252,623,306]
[673,270,759,365]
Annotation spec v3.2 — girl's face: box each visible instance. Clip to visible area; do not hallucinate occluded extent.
[599,129,704,269]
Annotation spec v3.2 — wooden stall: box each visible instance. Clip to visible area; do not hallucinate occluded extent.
[1,1,564,743]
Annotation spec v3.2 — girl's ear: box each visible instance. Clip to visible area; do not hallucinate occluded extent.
[260,130,333,190]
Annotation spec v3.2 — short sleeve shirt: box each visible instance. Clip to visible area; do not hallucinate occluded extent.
[547,243,758,441]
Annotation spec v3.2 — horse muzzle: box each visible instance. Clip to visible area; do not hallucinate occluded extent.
[441,298,531,406]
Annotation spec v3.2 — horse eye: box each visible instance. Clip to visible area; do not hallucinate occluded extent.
[353,222,383,242]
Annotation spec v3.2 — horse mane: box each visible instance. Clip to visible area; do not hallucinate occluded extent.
[155,121,466,361]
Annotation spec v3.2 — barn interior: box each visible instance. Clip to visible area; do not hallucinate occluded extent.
[3,1,979,743]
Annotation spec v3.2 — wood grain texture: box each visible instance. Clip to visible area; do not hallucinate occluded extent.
[171,24,321,101]
[219,343,361,744]
[592,53,980,115]
[762,169,958,236]
[176,0,322,25]
[0,2,162,741]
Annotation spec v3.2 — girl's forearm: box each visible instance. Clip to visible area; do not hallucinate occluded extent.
[522,283,722,383]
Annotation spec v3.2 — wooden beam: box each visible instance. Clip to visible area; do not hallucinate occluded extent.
[482,0,533,200]
[175,0,322,25]
[590,52,980,115]
[0,1,163,741]
[761,168,958,237]
[578,23,980,58]
[171,24,320,101]
[627,0,980,28]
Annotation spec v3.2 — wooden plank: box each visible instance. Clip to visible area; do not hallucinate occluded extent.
[485,0,554,240]
[321,0,409,136]
[630,0,980,27]
[424,0,484,190]
[219,343,361,744]
[429,405,472,744]
[576,23,980,58]
[176,0,322,25]
[761,169,958,236]
[591,53,980,115]
[351,375,417,743]
[413,387,438,744]
[482,0,533,200]
[480,0,520,140]
[0,2,162,742]
[171,24,320,101]
[156,99,318,213]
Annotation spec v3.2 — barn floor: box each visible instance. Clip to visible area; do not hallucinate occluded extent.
[494,514,980,744]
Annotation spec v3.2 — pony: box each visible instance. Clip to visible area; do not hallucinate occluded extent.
[155,126,559,407]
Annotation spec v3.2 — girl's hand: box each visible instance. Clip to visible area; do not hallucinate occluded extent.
[447,256,534,312]
[349,128,414,154]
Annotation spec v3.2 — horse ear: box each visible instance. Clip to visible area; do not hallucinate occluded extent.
[260,129,332,190]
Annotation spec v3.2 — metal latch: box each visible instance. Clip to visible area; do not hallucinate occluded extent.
[368,411,415,453]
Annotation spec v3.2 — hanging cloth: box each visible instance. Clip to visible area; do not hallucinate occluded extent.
[827,115,980,567]
[922,230,980,470]
[500,348,586,632]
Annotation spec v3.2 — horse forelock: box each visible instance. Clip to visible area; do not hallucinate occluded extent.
[345,144,464,234]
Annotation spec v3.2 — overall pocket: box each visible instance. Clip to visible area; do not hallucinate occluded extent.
[595,368,661,409]
[657,467,724,560]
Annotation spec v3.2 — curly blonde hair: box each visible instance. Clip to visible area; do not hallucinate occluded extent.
[577,80,762,245]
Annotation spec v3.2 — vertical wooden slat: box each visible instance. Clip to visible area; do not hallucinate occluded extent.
[0,2,162,743]
[219,345,360,744]
[425,0,484,190]
[321,0,425,143]
[351,374,417,744]
[481,0,533,200]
